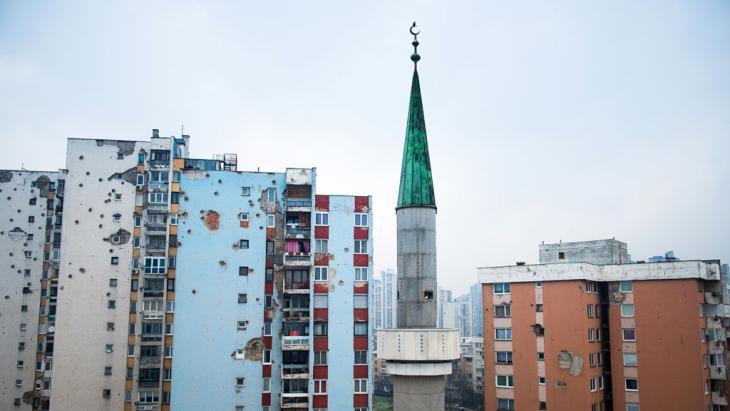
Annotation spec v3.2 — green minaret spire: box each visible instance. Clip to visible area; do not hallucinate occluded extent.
[397,22,436,209]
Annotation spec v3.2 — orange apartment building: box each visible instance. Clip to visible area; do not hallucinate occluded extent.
[478,239,728,411]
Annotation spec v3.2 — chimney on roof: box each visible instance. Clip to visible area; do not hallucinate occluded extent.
[152,129,159,138]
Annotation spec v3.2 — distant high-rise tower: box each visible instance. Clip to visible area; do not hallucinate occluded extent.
[379,23,459,411]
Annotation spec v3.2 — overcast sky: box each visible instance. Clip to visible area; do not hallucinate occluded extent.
[1,1,728,294]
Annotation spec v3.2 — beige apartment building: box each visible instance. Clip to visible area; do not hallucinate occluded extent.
[479,239,728,411]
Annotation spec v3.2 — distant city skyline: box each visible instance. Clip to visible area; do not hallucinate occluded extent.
[1,2,728,294]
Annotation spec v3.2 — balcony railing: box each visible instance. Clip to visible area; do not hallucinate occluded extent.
[711,365,727,380]
[281,395,309,409]
[285,226,311,238]
[284,254,311,267]
[136,403,160,411]
[142,310,164,320]
[282,365,309,379]
[141,334,163,342]
[139,380,161,388]
[282,336,310,350]
[286,199,312,209]
[139,357,161,366]
[283,308,310,321]
[283,282,310,294]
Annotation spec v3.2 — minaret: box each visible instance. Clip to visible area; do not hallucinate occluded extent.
[379,22,460,411]
[396,22,438,329]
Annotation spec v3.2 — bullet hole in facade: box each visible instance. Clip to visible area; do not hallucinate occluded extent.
[79,183,83,187]
[85,172,90,176]
[79,155,84,160]
[79,268,85,273]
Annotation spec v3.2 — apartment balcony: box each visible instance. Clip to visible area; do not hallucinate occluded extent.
[285,225,311,239]
[136,403,160,411]
[139,357,161,367]
[281,394,309,409]
[142,290,165,298]
[284,254,311,267]
[706,292,723,305]
[286,199,312,212]
[282,336,310,351]
[713,390,729,406]
[138,380,160,388]
[711,365,727,380]
[282,365,309,380]
[283,281,310,294]
[140,334,163,343]
[283,308,310,322]
[147,203,169,212]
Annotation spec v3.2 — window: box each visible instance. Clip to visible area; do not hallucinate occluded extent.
[239,239,249,249]
[106,322,115,331]
[354,379,368,393]
[267,188,276,203]
[169,214,178,225]
[28,216,35,223]
[625,378,639,391]
[139,391,159,403]
[237,321,248,330]
[235,377,244,386]
[239,266,249,276]
[708,328,722,341]
[314,266,328,281]
[108,300,116,309]
[129,324,135,335]
[263,349,272,364]
[354,350,368,364]
[314,295,328,308]
[621,304,635,317]
[150,171,169,183]
[103,389,111,398]
[496,375,514,388]
[144,257,166,274]
[497,399,515,411]
[238,212,249,222]
[21,305,28,312]
[165,323,173,335]
[495,328,512,341]
[111,256,119,265]
[315,239,328,253]
[128,345,135,356]
[314,322,328,336]
[105,344,114,353]
[536,281,542,288]
[241,187,250,196]
[136,173,144,186]
[148,192,168,204]
[587,304,593,318]
[354,295,368,309]
[354,240,368,254]
[627,404,640,411]
[598,375,604,390]
[354,267,368,281]
[619,281,633,293]
[314,379,327,394]
[494,304,511,318]
[104,366,112,376]
[167,279,175,291]
[314,351,327,365]
[585,281,595,292]
[537,352,545,361]
[536,304,544,313]
[110,278,117,287]
[623,353,637,366]
[589,353,596,367]
[590,377,597,392]
[595,304,601,318]
[29,197,37,205]
[354,322,368,336]
[114,193,122,201]
[238,294,247,304]
[494,283,511,294]
[711,353,724,366]
[597,352,603,366]
[496,351,513,365]
[263,322,272,336]
[355,213,368,227]
[623,328,636,341]
[164,345,173,357]
[315,212,328,226]
[538,376,546,385]
[266,214,275,227]
[263,377,271,392]
[588,328,595,341]
[558,251,565,260]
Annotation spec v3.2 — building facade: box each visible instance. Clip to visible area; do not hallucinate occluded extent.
[1,131,374,411]
[479,239,728,411]
[0,170,64,410]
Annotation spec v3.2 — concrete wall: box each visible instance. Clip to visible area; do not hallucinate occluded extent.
[397,207,437,328]
[51,139,149,411]
[171,170,286,410]
[539,239,628,265]
[0,170,60,410]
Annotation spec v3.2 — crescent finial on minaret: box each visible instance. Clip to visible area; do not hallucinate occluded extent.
[410,22,421,65]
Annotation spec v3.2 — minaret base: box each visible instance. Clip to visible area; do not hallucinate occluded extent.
[393,375,446,411]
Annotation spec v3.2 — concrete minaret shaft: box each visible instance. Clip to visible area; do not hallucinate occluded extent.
[379,22,460,411]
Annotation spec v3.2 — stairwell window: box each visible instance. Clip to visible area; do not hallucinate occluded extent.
[496,351,513,365]
[623,353,637,366]
[314,266,328,282]
[495,328,512,341]
[354,379,368,394]
[354,322,368,336]
[619,281,633,293]
[494,283,510,294]
[354,213,368,227]
[496,375,514,388]
[354,240,368,254]
[315,239,328,253]
[315,212,328,226]
[625,378,639,391]
[266,214,275,228]
[494,304,511,318]
[621,304,635,318]
[354,267,368,281]
[623,328,636,341]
